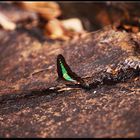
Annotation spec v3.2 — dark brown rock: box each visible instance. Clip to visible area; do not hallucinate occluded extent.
[0,2,140,138]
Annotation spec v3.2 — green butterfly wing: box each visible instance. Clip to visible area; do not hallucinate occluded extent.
[60,61,76,82]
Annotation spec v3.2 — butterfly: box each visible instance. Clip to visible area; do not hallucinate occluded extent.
[57,54,90,89]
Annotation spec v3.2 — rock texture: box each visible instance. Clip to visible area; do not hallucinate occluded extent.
[0,2,140,138]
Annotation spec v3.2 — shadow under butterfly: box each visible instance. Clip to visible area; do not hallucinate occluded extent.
[1,54,91,102]
[1,53,140,102]
[0,54,91,101]
[56,54,90,90]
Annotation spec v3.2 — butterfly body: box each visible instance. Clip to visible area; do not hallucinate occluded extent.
[57,54,90,89]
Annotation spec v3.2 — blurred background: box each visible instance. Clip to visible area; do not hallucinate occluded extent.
[0,2,139,41]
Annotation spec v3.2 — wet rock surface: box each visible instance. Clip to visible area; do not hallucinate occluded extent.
[0,26,140,138]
